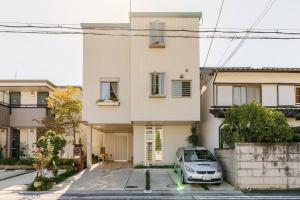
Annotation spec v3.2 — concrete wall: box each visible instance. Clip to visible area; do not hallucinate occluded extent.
[21,91,37,105]
[214,148,236,185]
[133,124,190,165]
[10,108,46,127]
[215,143,300,190]
[130,17,200,122]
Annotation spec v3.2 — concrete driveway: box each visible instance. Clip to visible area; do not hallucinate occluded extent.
[52,163,235,192]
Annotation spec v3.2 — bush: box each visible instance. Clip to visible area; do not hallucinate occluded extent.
[28,170,77,191]
[134,164,174,169]
[145,170,150,191]
[0,158,33,166]
[292,134,300,142]
[58,159,74,166]
[222,102,293,148]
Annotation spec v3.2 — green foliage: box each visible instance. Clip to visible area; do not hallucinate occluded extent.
[0,146,4,159]
[58,159,74,166]
[0,158,33,166]
[92,154,99,164]
[292,134,300,142]
[186,123,198,146]
[294,113,300,120]
[145,170,150,191]
[36,130,66,163]
[222,102,293,148]
[155,131,162,151]
[28,170,76,191]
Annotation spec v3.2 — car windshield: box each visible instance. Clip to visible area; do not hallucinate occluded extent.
[184,149,216,162]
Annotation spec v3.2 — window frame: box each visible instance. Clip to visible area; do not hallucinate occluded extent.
[149,21,165,48]
[150,72,166,98]
[295,86,300,105]
[232,84,261,105]
[144,126,163,163]
[171,80,192,98]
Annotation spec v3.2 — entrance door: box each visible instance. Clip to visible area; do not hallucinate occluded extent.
[11,128,20,159]
[114,135,127,161]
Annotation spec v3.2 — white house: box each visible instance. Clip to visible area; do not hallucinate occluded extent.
[82,12,202,167]
[199,67,300,152]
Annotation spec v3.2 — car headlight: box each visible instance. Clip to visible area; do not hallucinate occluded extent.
[184,165,195,172]
[217,164,222,172]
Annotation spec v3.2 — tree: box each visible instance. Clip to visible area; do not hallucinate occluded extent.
[187,123,198,146]
[42,86,82,144]
[222,101,293,148]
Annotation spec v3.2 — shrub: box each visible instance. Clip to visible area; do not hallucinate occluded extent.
[134,164,174,169]
[222,102,293,148]
[292,134,300,142]
[186,123,198,146]
[145,170,150,191]
[58,159,74,166]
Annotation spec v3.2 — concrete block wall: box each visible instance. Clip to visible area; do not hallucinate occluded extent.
[215,143,300,190]
[214,148,236,185]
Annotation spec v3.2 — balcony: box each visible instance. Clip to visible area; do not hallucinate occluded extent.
[0,91,10,127]
[10,104,48,127]
[210,106,300,118]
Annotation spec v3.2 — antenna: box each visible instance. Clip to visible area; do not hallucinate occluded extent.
[129,0,132,24]
[14,71,17,79]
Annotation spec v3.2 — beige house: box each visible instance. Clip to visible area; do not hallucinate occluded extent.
[82,12,201,167]
[0,80,101,159]
[199,67,300,152]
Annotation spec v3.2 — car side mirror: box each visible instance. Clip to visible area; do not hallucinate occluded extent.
[179,157,183,162]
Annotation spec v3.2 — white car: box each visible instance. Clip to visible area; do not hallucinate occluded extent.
[174,146,223,184]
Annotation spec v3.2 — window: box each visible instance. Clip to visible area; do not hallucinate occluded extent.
[10,92,21,106]
[145,127,163,163]
[172,80,191,97]
[37,92,49,107]
[100,81,118,102]
[296,87,300,104]
[151,73,165,97]
[149,21,165,48]
[233,85,260,105]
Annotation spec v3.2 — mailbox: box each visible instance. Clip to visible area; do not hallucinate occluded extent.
[73,144,84,171]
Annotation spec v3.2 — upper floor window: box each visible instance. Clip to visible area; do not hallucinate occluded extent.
[100,81,118,102]
[149,21,165,48]
[37,92,49,107]
[150,73,165,97]
[233,85,260,105]
[172,80,191,97]
[296,87,300,104]
[10,92,21,106]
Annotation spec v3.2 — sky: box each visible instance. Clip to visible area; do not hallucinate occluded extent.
[0,0,299,85]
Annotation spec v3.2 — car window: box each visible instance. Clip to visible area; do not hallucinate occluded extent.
[184,150,216,162]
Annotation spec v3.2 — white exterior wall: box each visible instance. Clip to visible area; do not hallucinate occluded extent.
[130,17,200,122]
[21,91,37,105]
[82,29,131,124]
[278,85,295,106]
[261,84,277,106]
[199,78,223,152]
[133,124,190,165]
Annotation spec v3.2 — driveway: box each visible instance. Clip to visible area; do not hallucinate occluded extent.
[51,163,236,192]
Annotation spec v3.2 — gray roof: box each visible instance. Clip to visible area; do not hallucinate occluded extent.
[201,67,300,73]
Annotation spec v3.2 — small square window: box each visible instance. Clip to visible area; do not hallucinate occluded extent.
[100,81,118,102]
[172,80,191,97]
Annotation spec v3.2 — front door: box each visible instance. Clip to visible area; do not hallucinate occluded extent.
[114,135,127,161]
[11,128,20,159]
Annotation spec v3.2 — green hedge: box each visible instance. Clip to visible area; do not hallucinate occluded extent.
[134,164,174,169]
[0,158,33,166]
[28,170,77,191]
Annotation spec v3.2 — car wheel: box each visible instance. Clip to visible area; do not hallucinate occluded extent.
[181,171,186,184]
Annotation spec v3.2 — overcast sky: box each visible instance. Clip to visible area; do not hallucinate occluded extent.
[0,0,299,85]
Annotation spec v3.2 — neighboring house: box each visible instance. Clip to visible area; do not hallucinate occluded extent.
[82,12,201,166]
[199,67,300,152]
[0,80,100,159]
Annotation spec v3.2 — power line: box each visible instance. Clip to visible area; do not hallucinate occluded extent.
[219,0,277,67]
[216,37,235,67]
[1,29,300,40]
[203,0,225,67]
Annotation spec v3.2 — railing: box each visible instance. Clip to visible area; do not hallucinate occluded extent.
[0,91,9,106]
[10,104,47,108]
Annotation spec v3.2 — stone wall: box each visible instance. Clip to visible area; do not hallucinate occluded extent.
[215,143,300,190]
[214,148,236,185]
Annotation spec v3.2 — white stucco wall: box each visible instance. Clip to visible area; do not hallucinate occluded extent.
[133,124,190,165]
[82,28,131,124]
[199,78,223,152]
[261,84,277,106]
[21,91,37,105]
[130,17,200,122]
